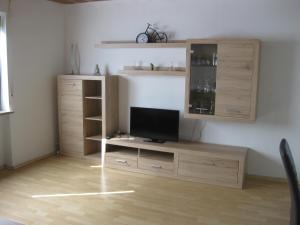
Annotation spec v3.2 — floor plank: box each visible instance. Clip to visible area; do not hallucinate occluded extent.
[0,156,290,225]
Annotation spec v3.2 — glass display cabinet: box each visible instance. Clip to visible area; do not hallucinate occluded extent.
[185,39,260,121]
[188,43,217,115]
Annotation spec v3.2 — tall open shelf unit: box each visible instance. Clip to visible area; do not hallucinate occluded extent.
[83,80,103,157]
[57,75,118,163]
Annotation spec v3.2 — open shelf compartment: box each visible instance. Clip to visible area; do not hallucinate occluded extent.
[85,120,102,141]
[139,149,174,162]
[83,80,102,98]
[83,79,104,156]
[84,140,101,156]
[106,145,138,159]
[84,100,102,118]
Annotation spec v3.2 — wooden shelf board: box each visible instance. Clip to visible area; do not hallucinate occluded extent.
[86,135,102,141]
[85,96,102,100]
[85,116,102,121]
[106,136,248,158]
[96,41,187,49]
[119,70,186,76]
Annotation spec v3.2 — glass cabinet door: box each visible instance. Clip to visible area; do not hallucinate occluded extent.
[188,44,218,115]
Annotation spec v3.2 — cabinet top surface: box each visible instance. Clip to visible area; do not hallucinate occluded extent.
[106,136,247,159]
[58,75,113,80]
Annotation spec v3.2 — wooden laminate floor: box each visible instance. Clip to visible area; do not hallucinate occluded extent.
[0,156,290,225]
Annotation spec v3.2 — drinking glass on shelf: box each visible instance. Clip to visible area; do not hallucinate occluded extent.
[169,61,174,71]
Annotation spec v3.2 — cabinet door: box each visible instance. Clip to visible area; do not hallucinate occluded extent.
[58,78,84,156]
[185,41,218,117]
[215,41,260,120]
[178,153,239,186]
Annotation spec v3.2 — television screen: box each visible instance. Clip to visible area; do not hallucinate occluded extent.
[130,107,179,142]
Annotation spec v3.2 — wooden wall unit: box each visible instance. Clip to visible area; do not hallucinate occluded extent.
[97,38,260,122]
[57,75,119,162]
[105,137,247,189]
[57,38,258,188]
[185,39,260,121]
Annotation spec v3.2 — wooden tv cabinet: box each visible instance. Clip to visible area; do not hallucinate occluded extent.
[105,136,248,189]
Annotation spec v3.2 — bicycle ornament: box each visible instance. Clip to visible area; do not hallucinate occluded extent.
[136,23,168,44]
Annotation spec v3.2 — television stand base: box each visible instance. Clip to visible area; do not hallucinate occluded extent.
[144,139,166,144]
[105,136,248,189]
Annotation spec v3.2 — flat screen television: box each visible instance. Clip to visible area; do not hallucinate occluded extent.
[130,107,179,143]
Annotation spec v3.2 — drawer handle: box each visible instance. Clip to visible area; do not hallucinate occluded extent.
[64,83,76,87]
[225,108,241,114]
[151,164,162,169]
[116,159,127,164]
[203,162,216,166]
[196,107,208,111]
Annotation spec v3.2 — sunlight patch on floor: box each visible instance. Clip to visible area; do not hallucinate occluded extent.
[32,190,135,198]
[90,165,103,168]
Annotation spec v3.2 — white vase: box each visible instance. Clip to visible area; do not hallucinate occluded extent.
[70,43,80,74]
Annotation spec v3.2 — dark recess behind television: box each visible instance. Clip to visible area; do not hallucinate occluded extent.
[130,107,179,142]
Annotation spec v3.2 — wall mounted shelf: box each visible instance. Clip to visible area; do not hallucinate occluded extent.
[120,70,186,76]
[119,66,186,76]
[95,41,187,49]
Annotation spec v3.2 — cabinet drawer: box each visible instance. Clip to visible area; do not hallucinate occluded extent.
[106,156,137,169]
[138,157,174,175]
[178,153,238,184]
[178,162,238,184]
[179,154,239,170]
[58,79,82,96]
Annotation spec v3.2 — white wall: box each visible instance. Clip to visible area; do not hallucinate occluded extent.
[0,0,65,167]
[65,0,300,178]
[0,1,10,167]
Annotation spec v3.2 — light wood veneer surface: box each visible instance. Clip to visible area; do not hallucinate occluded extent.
[0,156,289,225]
